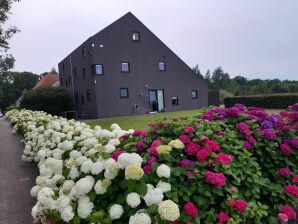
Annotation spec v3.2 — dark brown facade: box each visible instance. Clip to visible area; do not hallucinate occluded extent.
[58,12,208,119]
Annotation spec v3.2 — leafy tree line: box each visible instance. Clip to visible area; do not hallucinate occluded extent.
[193,65,298,96]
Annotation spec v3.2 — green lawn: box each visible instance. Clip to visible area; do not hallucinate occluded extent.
[85,109,204,130]
[85,108,283,130]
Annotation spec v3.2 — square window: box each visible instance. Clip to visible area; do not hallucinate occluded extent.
[92,64,103,75]
[159,62,166,71]
[121,62,130,73]
[172,96,178,106]
[120,88,129,98]
[87,90,91,101]
[132,32,140,42]
[192,90,198,99]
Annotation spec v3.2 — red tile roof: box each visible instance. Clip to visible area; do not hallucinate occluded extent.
[34,72,59,89]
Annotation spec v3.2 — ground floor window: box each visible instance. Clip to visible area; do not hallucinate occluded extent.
[192,90,198,99]
[172,96,178,106]
[120,88,129,98]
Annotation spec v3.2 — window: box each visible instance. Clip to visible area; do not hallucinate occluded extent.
[68,76,71,83]
[92,64,103,75]
[81,94,85,104]
[82,47,87,57]
[74,67,77,78]
[192,90,198,99]
[120,88,129,98]
[159,62,166,71]
[82,68,86,80]
[132,32,140,42]
[87,90,91,101]
[121,62,130,73]
[172,96,178,106]
[75,92,79,104]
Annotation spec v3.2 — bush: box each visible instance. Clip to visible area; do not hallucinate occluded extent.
[224,93,298,109]
[4,104,298,224]
[20,87,73,116]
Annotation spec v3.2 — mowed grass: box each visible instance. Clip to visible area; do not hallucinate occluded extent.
[85,108,283,130]
[85,108,204,130]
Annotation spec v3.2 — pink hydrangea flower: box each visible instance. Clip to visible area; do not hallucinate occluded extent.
[293,175,298,184]
[179,135,191,144]
[132,129,148,137]
[204,171,226,187]
[143,164,152,174]
[236,122,251,136]
[136,139,146,152]
[185,142,200,156]
[227,200,248,213]
[196,149,210,162]
[284,185,298,197]
[111,150,124,160]
[280,168,292,177]
[262,129,276,140]
[184,202,198,217]
[209,140,220,152]
[243,141,252,149]
[278,213,288,223]
[147,156,157,165]
[184,126,195,133]
[280,205,296,220]
[218,212,230,223]
[151,139,162,147]
[147,147,157,156]
[214,153,233,165]
[280,144,292,154]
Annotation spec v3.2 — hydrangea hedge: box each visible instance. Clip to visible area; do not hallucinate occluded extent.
[4,104,298,224]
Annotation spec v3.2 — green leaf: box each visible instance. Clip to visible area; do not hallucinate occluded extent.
[127,180,136,192]
[72,216,80,224]
[135,182,148,196]
[88,191,97,202]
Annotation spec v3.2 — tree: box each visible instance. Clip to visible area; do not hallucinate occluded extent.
[0,0,20,72]
[234,76,247,86]
[192,64,203,79]
[271,83,289,93]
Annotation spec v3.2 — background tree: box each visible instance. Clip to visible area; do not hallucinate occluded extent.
[192,64,203,79]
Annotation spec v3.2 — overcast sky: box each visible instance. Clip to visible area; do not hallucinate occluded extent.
[7,0,298,80]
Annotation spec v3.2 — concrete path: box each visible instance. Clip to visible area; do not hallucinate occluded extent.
[0,118,38,224]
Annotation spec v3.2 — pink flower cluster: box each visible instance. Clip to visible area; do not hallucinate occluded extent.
[185,142,200,156]
[236,122,251,136]
[217,212,230,223]
[278,213,288,223]
[132,129,148,137]
[227,199,248,213]
[111,150,124,160]
[293,175,298,184]
[214,153,233,165]
[284,185,298,197]
[280,205,296,220]
[179,135,191,144]
[204,171,226,187]
[184,202,198,217]
[262,128,276,140]
[184,126,195,133]
[196,149,210,162]
[279,168,292,177]
[280,144,292,154]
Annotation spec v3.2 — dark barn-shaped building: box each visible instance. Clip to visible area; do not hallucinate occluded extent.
[58,12,208,119]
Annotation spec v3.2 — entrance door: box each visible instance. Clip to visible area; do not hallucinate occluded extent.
[149,90,164,112]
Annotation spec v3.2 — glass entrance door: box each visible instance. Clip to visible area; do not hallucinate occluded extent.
[149,90,164,112]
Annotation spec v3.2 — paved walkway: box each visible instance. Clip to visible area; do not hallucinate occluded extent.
[0,119,38,224]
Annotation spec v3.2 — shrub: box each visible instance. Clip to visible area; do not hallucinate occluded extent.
[4,103,298,224]
[20,87,73,116]
[224,93,298,109]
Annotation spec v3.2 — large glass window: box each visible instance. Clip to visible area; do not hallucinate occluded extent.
[192,90,198,99]
[92,64,103,75]
[121,62,130,73]
[172,96,178,106]
[132,32,140,42]
[159,62,166,71]
[120,88,129,98]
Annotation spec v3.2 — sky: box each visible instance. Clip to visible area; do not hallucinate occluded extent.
[7,0,298,80]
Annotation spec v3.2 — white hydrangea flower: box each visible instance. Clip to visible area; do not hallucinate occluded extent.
[94,180,108,195]
[158,200,180,221]
[111,123,121,130]
[104,158,119,180]
[69,150,82,159]
[156,164,171,178]
[118,153,143,169]
[55,195,70,212]
[77,196,94,219]
[68,166,80,180]
[129,212,151,224]
[74,176,94,196]
[104,143,116,153]
[31,185,40,197]
[168,139,185,149]
[61,205,74,222]
[80,159,93,173]
[144,186,164,206]
[90,161,104,175]
[108,138,120,146]
[126,192,141,208]
[157,181,171,193]
[109,204,124,220]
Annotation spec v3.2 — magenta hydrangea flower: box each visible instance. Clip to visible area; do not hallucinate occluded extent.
[179,135,191,144]
[236,122,251,136]
[185,142,200,156]
[280,205,297,220]
[278,213,288,223]
[209,140,220,152]
[204,171,226,187]
[280,144,292,154]
[214,153,233,165]
[151,139,162,147]
[262,129,276,140]
[280,168,292,177]
[180,159,196,168]
[184,126,195,133]
[111,150,124,160]
[184,202,198,217]
[218,212,230,223]
[293,175,298,184]
[143,164,152,174]
[227,200,248,213]
[243,141,252,149]
[136,139,146,152]
[132,129,148,137]
[196,149,210,162]
[284,185,298,197]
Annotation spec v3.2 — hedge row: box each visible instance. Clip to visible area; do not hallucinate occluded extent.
[224,93,298,109]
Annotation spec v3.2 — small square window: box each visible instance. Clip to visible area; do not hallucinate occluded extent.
[87,90,91,101]
[120,88,129,98]
[82,68,86,80]
[192,90,198,99]
[92,64,103,75]
[81,94,85,104]
[172,96,178,106]
[121,62,130,73]
[132,32,140,42]
[159,62,166,71]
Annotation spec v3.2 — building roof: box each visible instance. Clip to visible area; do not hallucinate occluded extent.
[34,71,59,89]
